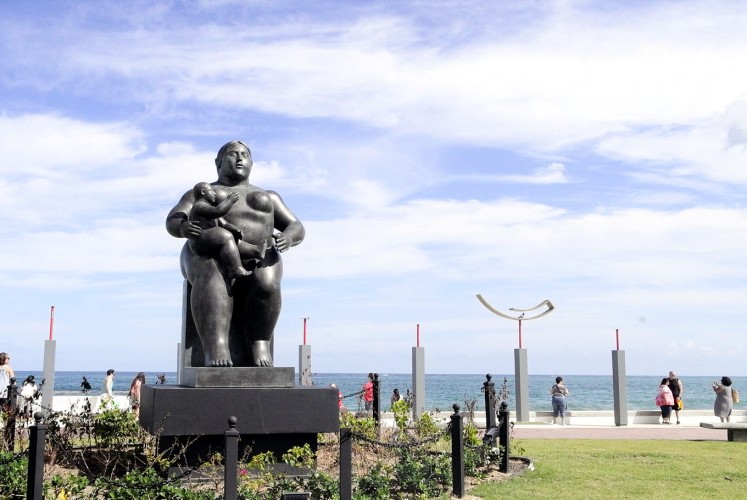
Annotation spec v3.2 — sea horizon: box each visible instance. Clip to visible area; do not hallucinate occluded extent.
[10,370,739,412]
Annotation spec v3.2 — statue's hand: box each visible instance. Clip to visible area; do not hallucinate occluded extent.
[273,232,290,252]
[180,220,201,239]
[227,191,241,204]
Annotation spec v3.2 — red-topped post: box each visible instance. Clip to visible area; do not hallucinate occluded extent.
[616,328,620,350]
[42,306,57,414]
[475,295,555,423]
[298,317,312,385]
[412,323,426,418]
[49,306,55,340]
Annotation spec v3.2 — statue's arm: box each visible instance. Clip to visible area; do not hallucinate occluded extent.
[191,193,240,220]
[219,219,244,240]
[166,190,199,238]
[268,190,305,252]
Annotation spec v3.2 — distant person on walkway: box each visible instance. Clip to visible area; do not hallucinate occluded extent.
[81,376,92,393]
[656,377,675,424]
[550,376,570,425]
[712,376,733,423]
[363,373,374,411]
[391,388,402,409]
[668,371,684,424]
[330,383,344,412]
[0,352,14,403]
[19,375,40,418]
[100,369,115,404]
[128,372,146,416]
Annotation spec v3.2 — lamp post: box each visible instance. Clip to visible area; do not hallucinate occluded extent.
[476,295,554,422]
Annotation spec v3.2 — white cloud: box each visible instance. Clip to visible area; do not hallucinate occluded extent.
[3,1,747,377]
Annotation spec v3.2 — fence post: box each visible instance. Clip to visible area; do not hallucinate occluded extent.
[339,427,352,500]
[450,404,464,498]
[27,412,46,500]
[483,374,496,436]
[3,377,18,451]
[372,373,380,427]
[498,401,510,473]
[224,416,239,500]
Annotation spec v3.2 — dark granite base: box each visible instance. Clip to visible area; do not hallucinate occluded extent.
[139,385,339,465]
[180,367,294,388]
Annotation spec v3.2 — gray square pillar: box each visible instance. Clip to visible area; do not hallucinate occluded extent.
[41,339,56,414]
[612,350,628,426]
[514,348,529,422]
[298,344,312,385]
[412,346,425,418]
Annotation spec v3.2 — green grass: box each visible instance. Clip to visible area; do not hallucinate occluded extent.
[470,439,747,499]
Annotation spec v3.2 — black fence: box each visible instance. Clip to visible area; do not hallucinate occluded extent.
[5,373,512,499]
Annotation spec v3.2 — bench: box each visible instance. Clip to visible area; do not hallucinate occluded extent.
[699,422,747,442]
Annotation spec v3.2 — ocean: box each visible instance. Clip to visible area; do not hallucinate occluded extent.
[11,371,740,412]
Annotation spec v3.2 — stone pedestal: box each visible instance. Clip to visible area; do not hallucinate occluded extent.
[180,367,294,388]
[140,384,339,465]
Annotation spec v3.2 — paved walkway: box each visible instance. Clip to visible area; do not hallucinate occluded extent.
[512,423,728,441]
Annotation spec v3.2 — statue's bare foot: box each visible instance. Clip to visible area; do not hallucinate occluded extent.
[231,267,252,279]
[250,340,273,367]
[205,344,233,367]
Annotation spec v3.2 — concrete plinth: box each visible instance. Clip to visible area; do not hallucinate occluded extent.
[140,385,339,465]
[180,367,294,388]
[612,350,628,426]
[514,348,529,422]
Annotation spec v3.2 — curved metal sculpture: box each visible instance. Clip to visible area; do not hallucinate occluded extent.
[476,295,555,348]
[475,295,555,321]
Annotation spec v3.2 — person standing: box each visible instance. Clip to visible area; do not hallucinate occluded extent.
[330,383,343,409]
[391,388,402,409]
[128,372,146,416]
[0,352,14,405]
[668,371,684,424]
[713,376,733,423]
[550,376,570,425]
[362,373,374,412]
[81,376,92,393]
[100,369,115,404]
[656,378,675,424]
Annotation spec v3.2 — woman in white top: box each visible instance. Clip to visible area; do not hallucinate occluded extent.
[0,352,14,401]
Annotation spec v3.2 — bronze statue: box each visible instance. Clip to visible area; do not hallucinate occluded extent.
[167,141,305,367]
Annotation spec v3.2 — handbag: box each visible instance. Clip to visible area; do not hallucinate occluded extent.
[733,389,740,404]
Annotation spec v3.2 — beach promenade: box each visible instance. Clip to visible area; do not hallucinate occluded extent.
[37,396,741,442]
[512,422,728,441]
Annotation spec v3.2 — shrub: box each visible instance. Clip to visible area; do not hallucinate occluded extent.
[390,399,411,432]
[0,451,27,498]
[93,466,214,499]
[339,412,377,440]
[356,461,391,499]
[393,448,451,497]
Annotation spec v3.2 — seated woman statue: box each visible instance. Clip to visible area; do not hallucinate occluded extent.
[166,140,305,367]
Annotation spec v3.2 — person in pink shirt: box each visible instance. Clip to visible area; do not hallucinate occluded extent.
[362,373,374,411]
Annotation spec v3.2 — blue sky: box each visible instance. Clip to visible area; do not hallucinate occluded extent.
[2,0,747,377]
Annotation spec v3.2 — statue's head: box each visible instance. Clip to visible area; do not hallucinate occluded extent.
[193,182,216,202]
[215,140,252,182]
